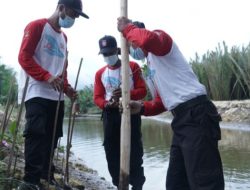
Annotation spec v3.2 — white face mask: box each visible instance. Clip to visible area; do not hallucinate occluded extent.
[129,46,146,60]
[104,55,119,66]
[59,15,75,28]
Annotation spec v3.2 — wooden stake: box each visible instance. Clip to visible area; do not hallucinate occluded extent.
[64,57,83,185]
[47,52,68,189]
[7,76,29,176]
[119,0,131,189]
[0,76,15,140]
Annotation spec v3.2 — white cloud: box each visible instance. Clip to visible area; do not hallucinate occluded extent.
[1,0,250,88]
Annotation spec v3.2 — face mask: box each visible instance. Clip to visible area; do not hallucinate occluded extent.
[129,46,146,60]
[104,55,119,66]
[59,15,75,28]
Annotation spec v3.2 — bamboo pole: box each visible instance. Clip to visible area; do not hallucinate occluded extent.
[64,57,83,185]
[119,0,131,189]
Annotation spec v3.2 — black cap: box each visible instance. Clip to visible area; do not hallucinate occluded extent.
[58,0,89,19]
[99,35,117,54]
[133,21,145,28]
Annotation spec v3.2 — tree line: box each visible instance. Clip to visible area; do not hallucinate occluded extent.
[1,41,250,114]
[0,58,17,106]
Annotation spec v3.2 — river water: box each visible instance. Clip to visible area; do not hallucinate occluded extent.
[61,117,250,190]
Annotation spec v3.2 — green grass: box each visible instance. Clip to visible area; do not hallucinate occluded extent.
[191,41,250,100]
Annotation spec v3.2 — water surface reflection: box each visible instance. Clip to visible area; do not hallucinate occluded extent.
[61,117,250,190]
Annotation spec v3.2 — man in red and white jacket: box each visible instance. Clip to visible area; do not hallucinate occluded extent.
[18,0,88,189]
[94,35,146,190]
[117,17,225,190]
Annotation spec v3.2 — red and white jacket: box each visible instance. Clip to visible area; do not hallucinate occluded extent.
[94,61,147,109]
[122,24,207,115]
[18,18,70,102]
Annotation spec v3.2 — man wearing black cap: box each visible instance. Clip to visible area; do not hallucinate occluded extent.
[94,35,146,190]
[17,0,88,189]
[117,17,225,190]
[58,0,89,19]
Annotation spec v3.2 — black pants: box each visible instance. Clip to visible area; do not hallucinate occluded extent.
[166,96,224,190]
[102,108,146,189]
[23,97,64,184]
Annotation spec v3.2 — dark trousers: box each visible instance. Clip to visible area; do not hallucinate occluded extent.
[166,96,225,190]
[102,108,146,189]
[23,97,64,184]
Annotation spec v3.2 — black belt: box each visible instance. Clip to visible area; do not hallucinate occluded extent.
[171,95,209,117]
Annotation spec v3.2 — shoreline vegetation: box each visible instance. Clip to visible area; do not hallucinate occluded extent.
[0,99,249,189]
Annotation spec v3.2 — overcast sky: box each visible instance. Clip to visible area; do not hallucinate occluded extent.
[1,0,250,88]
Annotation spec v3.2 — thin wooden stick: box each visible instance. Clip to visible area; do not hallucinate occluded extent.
[0,76,15,140]
[7,76,29,176]
[1,100,17,144]
[6,102,16,129]
[64,57,83,184]
[10,101,20,178]
[63,99,73,183]
[119,0,131,189]
[69,58,83,144]
[55,138,61,166]
[47,52,68,189]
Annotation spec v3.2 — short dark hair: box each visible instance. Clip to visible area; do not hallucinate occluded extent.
[133,21,145,28]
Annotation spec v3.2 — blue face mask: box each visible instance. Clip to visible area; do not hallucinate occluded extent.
[59,15,75,28]
[129,46,146,60]
[104,55,119,66]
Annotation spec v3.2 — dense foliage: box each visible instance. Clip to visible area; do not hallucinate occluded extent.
[64,85,100,115]
[0,58,17,105]
[78,85,99,113]
[191,42,250,100]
